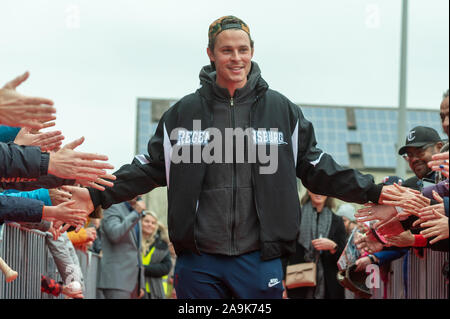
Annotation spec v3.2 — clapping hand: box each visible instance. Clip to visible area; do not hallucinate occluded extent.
[354,226,384,254]
[385,230,415,247]
[14,127,64,152]
[412,191,446,227]
[419,210,449,245]
[355,203,398,229]
[378,183,429,217]
[42,200,88,230]
[428,152,449,178]
[76,173,116,191]
[48,188,72,206]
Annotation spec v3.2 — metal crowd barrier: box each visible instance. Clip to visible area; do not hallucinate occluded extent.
[0,223,100,299]
[370,249,448,299]
[0,223,448,299]
[75,249,100,299]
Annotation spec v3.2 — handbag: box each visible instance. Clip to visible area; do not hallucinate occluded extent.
[285,262,317,288]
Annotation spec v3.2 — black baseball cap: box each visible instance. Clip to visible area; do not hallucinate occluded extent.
[398,126,442,155]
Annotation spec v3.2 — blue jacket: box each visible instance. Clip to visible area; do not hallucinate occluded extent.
[0,125,20,143]
[1,189,52,206]
[374,248,408,266]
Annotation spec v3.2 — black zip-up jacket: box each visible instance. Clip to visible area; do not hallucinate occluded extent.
[89,62,383,261]
[193,63,261,256]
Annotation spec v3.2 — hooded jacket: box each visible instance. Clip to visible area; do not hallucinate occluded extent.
[89,62,383,261]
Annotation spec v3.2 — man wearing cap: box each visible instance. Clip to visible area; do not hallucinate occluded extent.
[398,126,444,186]
[363,128,447,251]
[63,16,397,299]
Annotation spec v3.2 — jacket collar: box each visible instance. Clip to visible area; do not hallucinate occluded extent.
[198,61,269,103]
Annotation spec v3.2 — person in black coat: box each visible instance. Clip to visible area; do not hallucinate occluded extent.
[283,190,347,299]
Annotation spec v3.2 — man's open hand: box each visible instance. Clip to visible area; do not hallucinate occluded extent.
[379,183,429,215]
[61,185,95,215]
[76,173,116,191]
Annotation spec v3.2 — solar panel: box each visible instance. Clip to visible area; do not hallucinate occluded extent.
[135,101,444,169]
[301,106,443,169]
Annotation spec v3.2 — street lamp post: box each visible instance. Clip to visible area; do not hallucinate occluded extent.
[396,0,408,178]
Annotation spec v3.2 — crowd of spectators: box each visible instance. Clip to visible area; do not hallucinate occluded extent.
[0,72,176,298]
[283,90,448,299]
[0,69,447,299]
[0,71,114,298]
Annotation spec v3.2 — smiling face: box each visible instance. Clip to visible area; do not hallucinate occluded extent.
[207,29,254,95]
[142,214,158,237]
[404,143,441,179]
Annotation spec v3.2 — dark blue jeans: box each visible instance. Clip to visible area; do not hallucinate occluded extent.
[174,250,284,299]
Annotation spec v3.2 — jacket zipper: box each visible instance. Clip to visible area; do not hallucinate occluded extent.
[230,97,237,255]
[249,96,263,244]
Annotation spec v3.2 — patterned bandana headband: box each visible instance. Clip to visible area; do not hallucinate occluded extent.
[208,15,251,48]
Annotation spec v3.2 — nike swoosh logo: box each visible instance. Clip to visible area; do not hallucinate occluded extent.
[268,280,280,288]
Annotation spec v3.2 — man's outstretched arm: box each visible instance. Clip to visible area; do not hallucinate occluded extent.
[64,112,169,212]
[294,106,383,204]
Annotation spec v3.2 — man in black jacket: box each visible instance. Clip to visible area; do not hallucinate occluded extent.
[64,16,393,298]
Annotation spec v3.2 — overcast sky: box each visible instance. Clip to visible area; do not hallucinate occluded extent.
[0,0,448,171]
